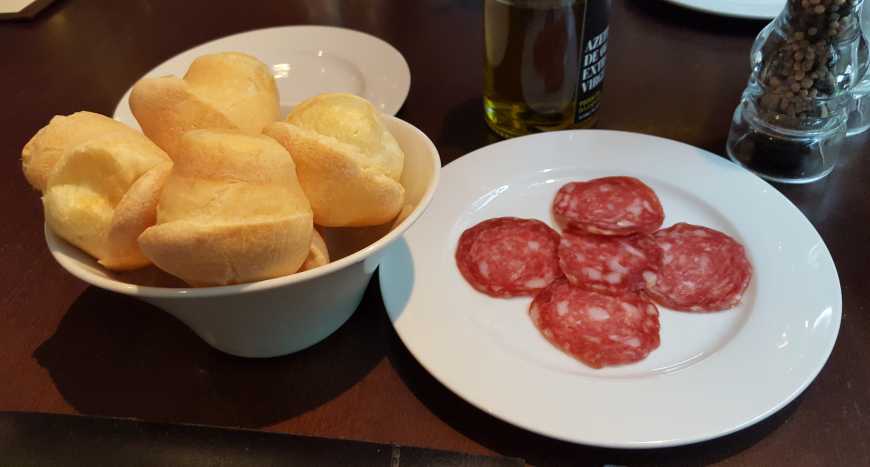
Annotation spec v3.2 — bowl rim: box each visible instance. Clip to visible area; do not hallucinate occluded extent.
[44,115,441,299]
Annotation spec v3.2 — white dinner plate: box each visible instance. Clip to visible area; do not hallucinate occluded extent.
[113,25,410,124]
[380,130,841,448]
[663,0,784,20]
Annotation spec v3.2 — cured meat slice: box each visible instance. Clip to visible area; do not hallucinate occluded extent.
[558,231,661,294]
[644,223,752,312]
[552,177,664,236]
[529,279,660,368]
[456,217,562,298]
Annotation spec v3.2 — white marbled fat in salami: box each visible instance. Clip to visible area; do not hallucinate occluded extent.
[558,231,661,295]
[552,176,664,236]
[644,223,752,312]
[455,217,562,298]
[529,278,661,368]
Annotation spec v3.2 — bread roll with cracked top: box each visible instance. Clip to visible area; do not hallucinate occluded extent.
[22,111,144,191]
[263,93,405,227]
[130,52,279,157]
[138,130,313,286]
[22,113,173,270]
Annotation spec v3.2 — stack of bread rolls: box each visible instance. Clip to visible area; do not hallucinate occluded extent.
[22,52,406,287]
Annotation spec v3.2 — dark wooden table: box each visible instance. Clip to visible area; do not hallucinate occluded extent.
[2,1,868,465]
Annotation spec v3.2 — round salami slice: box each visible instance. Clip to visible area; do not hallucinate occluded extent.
[552,177,664,236]
[558,231,661,294]
[644,223,752,312]
[456,217,562,298]
[529,279,660,368]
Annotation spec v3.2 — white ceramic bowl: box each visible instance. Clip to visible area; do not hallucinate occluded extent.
[45,116,440,358]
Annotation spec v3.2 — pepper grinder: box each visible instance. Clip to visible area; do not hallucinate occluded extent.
[726,0,868,184]
[847,4,870,134]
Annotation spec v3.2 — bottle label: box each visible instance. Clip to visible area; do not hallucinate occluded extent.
[575,1,610,124]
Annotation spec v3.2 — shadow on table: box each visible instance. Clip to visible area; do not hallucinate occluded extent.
[34,279,388,428]
[625,0,772,36]
[387,330,800,467]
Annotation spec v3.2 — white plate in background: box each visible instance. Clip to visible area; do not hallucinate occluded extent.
[664,0,784,20]
[113,25,410,125]
[380,130,841,448]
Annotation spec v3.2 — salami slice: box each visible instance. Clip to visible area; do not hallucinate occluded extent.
[529,279,660,368]
[552,177,664,236]
[558,231,661,294]
[644,223,752,312]
[456,217,562,298]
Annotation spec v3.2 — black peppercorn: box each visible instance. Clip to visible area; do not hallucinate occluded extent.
[755,0,863,127]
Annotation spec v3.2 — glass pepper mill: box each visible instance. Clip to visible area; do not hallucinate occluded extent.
[847,4,870,134]
[726,0,868,184]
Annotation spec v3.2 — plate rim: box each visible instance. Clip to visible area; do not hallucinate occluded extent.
[111,24,411,121]
[662,0,783,20]
[380,129,842,448]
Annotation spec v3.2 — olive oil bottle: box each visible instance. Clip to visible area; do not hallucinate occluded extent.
[484,0,610,138]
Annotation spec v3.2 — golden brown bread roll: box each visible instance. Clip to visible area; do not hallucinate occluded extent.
[263,93,405,227]
[130,52,279,157]
[24,114,174,270]
[138,129,313,286]
[22,111,143,191]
